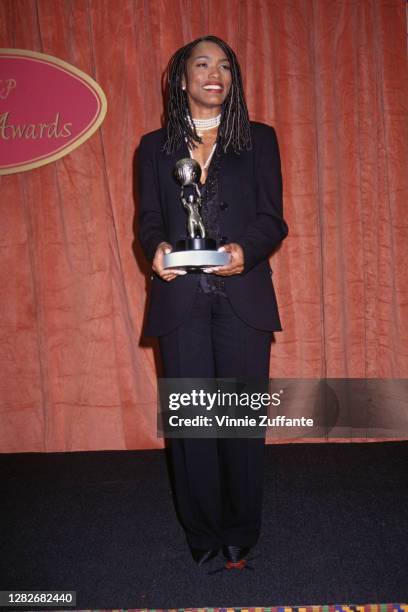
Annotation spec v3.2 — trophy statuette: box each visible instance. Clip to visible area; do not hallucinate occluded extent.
[163,158,230,271]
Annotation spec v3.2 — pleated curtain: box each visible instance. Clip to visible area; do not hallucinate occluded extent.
[0,0,407,451]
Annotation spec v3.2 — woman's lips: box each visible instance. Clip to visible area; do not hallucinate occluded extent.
[202,86,224,93]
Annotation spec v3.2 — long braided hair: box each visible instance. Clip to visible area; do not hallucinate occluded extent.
[162,35,252,155]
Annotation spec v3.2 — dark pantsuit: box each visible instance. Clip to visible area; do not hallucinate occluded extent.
[159,287,272,549]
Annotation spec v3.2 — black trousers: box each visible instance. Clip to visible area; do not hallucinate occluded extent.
[158,287,272,550]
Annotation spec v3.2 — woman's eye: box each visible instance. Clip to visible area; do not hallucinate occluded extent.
[196,62,230,70]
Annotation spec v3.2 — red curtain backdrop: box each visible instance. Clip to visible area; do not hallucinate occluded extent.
[0,0,407,452]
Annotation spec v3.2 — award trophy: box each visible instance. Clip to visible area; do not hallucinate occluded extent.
[162,158,230,271]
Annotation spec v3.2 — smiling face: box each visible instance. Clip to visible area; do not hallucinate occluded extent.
[182,40,232,118]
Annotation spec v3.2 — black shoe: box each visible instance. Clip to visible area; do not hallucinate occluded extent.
[190,547,220,566]
[222,545,251,563]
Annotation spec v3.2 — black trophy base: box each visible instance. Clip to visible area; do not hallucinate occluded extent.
[176,237,217,251]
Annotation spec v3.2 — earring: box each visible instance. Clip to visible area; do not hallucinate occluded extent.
[182,85,186,90]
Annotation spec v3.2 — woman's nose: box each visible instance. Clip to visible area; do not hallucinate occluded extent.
[209,65,220,78]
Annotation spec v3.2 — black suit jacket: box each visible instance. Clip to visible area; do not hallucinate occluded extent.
[137,121,288,337]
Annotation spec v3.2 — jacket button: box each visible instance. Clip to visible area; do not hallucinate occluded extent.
[219,200,229,211]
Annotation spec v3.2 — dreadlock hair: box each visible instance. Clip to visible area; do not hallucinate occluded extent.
[162,35,252,155]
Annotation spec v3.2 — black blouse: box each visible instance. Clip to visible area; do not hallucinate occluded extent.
[196,148,227,297]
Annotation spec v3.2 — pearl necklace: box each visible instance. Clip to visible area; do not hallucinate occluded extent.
[185,113,219,171]
[192,142,217,170]
[185,137,217,171]
[187,113,221,132]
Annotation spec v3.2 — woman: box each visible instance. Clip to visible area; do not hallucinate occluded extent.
[138,35,288,568]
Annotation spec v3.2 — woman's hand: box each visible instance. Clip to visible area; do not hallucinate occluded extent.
[152,242,187,282]
[203,243,244,276]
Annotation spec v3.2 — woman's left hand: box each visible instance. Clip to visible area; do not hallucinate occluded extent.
[203,243,244,276]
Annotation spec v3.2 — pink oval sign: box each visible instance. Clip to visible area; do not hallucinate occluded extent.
[0,49,107,175]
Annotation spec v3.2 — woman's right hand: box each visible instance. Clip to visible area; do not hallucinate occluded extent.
[152,242,187,282]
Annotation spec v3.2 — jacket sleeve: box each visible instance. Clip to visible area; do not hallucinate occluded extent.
[237,125,288,274]
[137,134,168,264]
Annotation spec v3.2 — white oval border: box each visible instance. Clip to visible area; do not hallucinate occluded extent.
[0,48,108,175]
